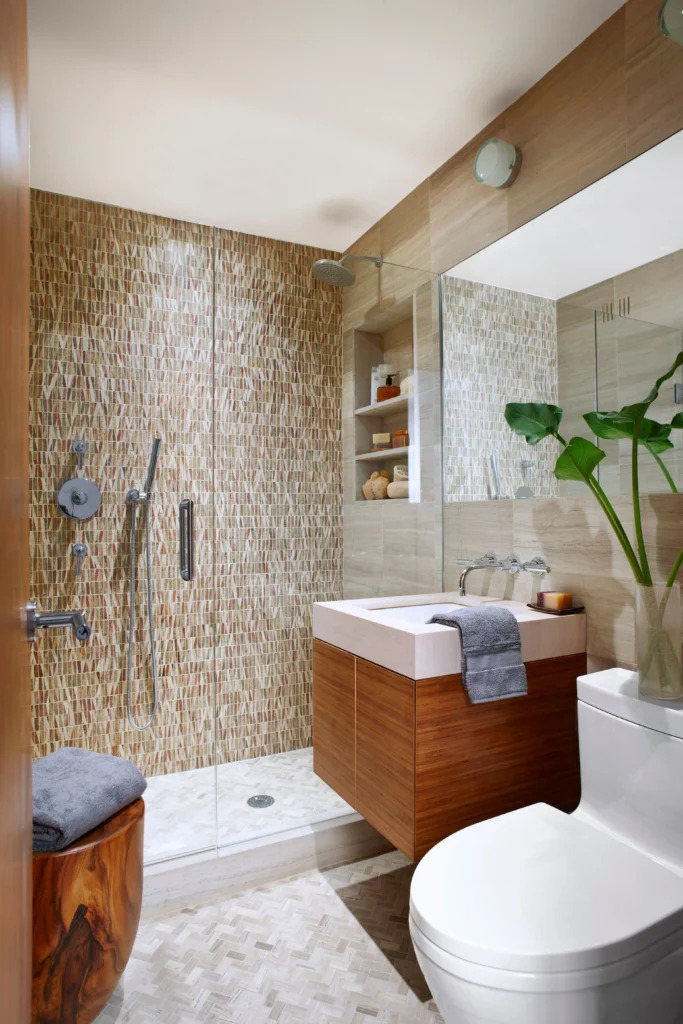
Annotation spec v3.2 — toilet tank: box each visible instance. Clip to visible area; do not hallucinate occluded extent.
[574,669,683,874]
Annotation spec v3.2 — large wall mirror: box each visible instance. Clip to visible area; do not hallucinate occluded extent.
[441,128,683,504]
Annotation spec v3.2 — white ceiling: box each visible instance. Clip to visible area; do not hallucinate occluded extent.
[28,0,622,251]
[447,130,683,299]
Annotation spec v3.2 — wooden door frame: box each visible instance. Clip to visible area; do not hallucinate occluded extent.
[0,0,32,1018]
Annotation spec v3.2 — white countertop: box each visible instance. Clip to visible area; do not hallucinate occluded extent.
[312,592,587,680]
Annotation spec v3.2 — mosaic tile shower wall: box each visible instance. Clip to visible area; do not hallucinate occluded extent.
[442,277,558,503]
[29,190,342,775]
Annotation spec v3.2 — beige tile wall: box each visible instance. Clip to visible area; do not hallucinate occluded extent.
[444,492,683,669]
[29,190,343,775]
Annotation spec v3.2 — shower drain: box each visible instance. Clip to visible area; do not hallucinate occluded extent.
[247,794,275,809]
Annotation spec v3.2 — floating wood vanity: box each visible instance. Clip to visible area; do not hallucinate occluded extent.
[312,595,586,861]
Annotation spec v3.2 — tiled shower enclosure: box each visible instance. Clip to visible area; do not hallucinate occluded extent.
[29,190,345,860]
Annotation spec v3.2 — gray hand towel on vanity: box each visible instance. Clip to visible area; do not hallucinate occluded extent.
[428,605,527,704]
[33,746,147,852]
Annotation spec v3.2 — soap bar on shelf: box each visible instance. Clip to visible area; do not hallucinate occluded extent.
[371,432,392,451]
[537,591,573,611]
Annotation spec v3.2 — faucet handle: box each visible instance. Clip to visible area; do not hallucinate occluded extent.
[455,551,498,567]
[499,554,522,575]
[522,556,551,576]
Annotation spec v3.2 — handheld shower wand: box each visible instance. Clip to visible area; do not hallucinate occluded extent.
[125,439,161,731]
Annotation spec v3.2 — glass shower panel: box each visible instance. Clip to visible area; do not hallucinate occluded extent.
[556,301,599,497]
[595,312,683,496]
[115,220,217,866]
[343,264,442,605]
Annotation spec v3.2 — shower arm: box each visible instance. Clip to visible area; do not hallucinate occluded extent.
[339,254,383,269]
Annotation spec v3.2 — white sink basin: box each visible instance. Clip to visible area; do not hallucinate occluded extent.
[312,591,586,680]
[368,603,461,625]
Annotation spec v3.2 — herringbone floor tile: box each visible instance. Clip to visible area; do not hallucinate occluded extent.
[97,852,443,1024]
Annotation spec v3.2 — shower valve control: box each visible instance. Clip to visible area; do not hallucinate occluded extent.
[72,542,88,577]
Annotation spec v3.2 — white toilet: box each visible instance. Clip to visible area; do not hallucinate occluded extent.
[410,668,683,1024]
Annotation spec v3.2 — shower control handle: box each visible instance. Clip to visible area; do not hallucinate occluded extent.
[179,499,194,582]
[26,601,92,643]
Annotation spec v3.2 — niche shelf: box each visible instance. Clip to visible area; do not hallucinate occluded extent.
[355,447,412,463]
[352,296,417,502]
[354,394,409,418]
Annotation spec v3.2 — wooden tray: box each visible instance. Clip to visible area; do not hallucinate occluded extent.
[527,603,585,616]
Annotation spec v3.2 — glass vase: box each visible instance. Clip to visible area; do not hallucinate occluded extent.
[636,583,683,701]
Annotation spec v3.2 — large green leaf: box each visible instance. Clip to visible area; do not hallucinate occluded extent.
[554,437,605,483]
[643,352,683,406]
[504,403,563,445]
[584,411,672,449]
[643,438,675,455]
[671,413,683,430]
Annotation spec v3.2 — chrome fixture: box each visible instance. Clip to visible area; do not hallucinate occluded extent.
[125,438,161,732]
[26,600,92,643]
[660,0,683,45]
[179,499,194,582]
[488,455,510,500]
[72,542,88,577]
[311,253,383,288]
[456,552,550,596]
[57,439,102,521]
[473,138,522,189]
[522,556,551,577]
[456,552,499,597]
[515,459,534,499]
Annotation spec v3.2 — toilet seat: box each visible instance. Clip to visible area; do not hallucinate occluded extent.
[410,803,683,976]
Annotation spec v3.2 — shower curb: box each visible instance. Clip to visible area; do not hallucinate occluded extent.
[141,814,392,920]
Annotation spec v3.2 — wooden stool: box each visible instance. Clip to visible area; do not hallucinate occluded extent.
[32,798,144,1024]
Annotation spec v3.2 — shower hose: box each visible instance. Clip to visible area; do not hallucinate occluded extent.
[126,493,159,731]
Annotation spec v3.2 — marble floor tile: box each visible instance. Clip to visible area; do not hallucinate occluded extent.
[144,747,354,864]
[97,851,443,1024]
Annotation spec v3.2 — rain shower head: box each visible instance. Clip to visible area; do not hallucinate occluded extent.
[311,254,383,288]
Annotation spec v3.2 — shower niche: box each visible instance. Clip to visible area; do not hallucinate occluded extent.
[352,296,417,502]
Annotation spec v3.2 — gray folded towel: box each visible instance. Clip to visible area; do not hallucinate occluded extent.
[33,747,147,852]
[428,605,527,703]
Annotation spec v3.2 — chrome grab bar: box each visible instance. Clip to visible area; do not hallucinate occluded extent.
[179,499,194,582]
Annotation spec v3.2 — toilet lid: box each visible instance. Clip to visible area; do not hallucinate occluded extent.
[410,803,683,974]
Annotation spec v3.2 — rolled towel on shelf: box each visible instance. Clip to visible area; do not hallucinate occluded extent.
[33,747,147,853]
[428,605,527,704]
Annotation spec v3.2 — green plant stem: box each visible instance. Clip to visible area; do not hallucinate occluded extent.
[552,429,645,584]
[650,449,678,493]
[632,424,652,586]
[667,546,683,588]
[587,476,646,586]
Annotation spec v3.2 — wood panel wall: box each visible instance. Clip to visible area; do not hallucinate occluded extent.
[0,0,31,1017]
[342,0,683,330]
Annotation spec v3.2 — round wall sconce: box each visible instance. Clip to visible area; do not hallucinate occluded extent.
[659,0,683,45]
[473,138,522,189]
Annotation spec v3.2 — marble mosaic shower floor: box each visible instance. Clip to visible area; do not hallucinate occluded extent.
[144,748,355,864]
[96,850,443,1024]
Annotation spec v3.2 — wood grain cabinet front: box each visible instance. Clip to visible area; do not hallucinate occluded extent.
[313,639,584,861]
[312,639,356,807]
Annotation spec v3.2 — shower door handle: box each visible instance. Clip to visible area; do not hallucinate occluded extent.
[179,499,194,581]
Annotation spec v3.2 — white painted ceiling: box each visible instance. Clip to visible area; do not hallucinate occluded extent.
[446,130,683,299]
[28,0,622,251]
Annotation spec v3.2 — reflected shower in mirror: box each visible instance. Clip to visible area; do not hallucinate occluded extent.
[441,127,683,504]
